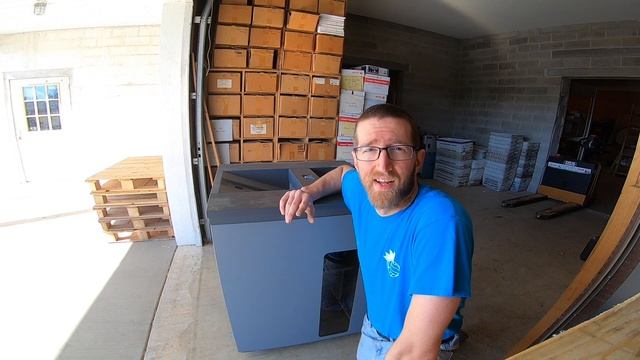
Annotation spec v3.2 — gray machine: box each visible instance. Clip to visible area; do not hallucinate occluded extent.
[207,161,367,352]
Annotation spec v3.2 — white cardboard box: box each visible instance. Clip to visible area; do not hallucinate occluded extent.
[212,119,239,142]
[340,69,364,91]
[339,89,364,116]
[364,93,387,110]
[336,141,354,163]
[363,74,390,95]
[353,65,389,76]
[338,115,357,140]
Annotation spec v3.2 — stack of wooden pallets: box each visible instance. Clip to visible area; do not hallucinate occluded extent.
[86,156,174,241]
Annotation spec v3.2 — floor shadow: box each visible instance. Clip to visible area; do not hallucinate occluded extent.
[56,240,175,360]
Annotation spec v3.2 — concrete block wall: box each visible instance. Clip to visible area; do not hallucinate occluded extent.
[453,21,640,188]
[344,15,461,136]
[0,25,161,184]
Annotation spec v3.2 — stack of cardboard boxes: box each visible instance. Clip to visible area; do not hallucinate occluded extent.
[483,132,524,192]
[206,0,346,164]
[510,142,540,192]
[336,65,391,162]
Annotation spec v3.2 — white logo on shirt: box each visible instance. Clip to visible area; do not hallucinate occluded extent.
[383,250,401,278]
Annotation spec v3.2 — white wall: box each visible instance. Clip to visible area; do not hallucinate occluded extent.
[0,26,163,183]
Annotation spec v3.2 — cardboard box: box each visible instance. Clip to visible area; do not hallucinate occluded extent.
[281,51,312,72]
[353,64,389,76]
[308,141,335,160]
[337,115,357,141]
[289,0,318,12]
[213,48,247,68]
[364,74,391,95]
[339,90,364,116]
[312,54,341,75]
[310,97,338,117]
[208,72,241,93]
[210,119,240,141]
[318,0,345,16]
[278,117,308,137]
[315,34,343,55]
[286,11,319,32]
[243,95,275,116]
[250,28,282,48]
[336,141,354,163]
[280,74,310,94]
[254,0,285,7]
[244,72,277,93]
[364,93,387,110]
[278,141,306,161]
[215,25,249,46]
[221,0,247,4]
[243,141,273,162]
[311,77,340,96]
[279,95,309,116]
[284,31,314,52]
[308,118,336,138]
[252,7,284,28]
[242,117,274,139]
[248,49,274,69]
[208,142,240,165]
[218,5,252,25]
[340,69,364,91]
[208,95,241,116]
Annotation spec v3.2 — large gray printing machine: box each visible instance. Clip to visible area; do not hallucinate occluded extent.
[207,161,366,352]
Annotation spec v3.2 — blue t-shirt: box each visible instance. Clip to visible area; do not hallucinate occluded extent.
[342,169,474,340]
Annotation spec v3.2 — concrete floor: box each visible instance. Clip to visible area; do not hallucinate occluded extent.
[145,181,611,360]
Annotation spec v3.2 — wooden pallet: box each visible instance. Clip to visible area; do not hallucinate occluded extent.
[108,229,175,242]
[86,156,174,242]
[99,218,172,232]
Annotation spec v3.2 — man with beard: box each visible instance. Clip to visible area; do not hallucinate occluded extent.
[280,104,473,360]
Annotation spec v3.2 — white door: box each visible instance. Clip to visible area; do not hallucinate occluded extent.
[10,77,72,183]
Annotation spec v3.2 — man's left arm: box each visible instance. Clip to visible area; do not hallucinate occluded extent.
[385,295,461,360]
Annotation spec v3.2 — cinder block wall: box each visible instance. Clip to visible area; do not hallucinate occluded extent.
[0,26,161,184]
[344,15,461,136]
[453,21,640,188]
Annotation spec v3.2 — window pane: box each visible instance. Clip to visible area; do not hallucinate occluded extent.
[27,117,38,131]
[51,116,62,130]
[38,116,50,131]
[24,102,35,116]
[47,85,59,99]
[37,101,48,115]
[49,100,59,114]
[35,85,46,100]
[23,87,35,101]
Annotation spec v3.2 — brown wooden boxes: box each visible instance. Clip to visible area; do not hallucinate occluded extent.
[280,74,310,94]
[213,49,247,68]
[252,7,285,28]
[86,156,174,242]
[218,5,252,25]
[208,72,242,93]
[244,72,277,93]
[215,25,249,46]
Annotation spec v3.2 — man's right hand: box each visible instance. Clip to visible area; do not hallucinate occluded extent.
[279,188,315,224]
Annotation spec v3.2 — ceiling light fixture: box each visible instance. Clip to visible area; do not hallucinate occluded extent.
[33,0,47,16]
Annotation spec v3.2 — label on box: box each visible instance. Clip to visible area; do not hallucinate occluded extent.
[314,77,326,84]
[329,79,340,86]
[338,120,356,138]
[363,74,391,95]
[339,89,365,116]
[216,79,233,89]
[250,124,267,135]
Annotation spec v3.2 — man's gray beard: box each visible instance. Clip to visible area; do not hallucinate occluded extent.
[361,169,416,211]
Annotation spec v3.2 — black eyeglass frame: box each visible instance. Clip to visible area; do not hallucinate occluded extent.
[352,144,420,161]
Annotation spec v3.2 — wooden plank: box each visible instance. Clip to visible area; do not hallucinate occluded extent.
[507,292,640,359]
[86,156,165,181]
[538,185,586,206]
[510,136,640,355]
[110,229,175,242]
[100,218,172,232]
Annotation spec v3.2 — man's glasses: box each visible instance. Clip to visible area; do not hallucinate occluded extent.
[353,145,417,161]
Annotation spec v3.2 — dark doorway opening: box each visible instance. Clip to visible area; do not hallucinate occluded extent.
[557,79,640,214]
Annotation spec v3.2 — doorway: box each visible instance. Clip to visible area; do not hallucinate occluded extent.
[9,76,71,183]
[555,79,640,214]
